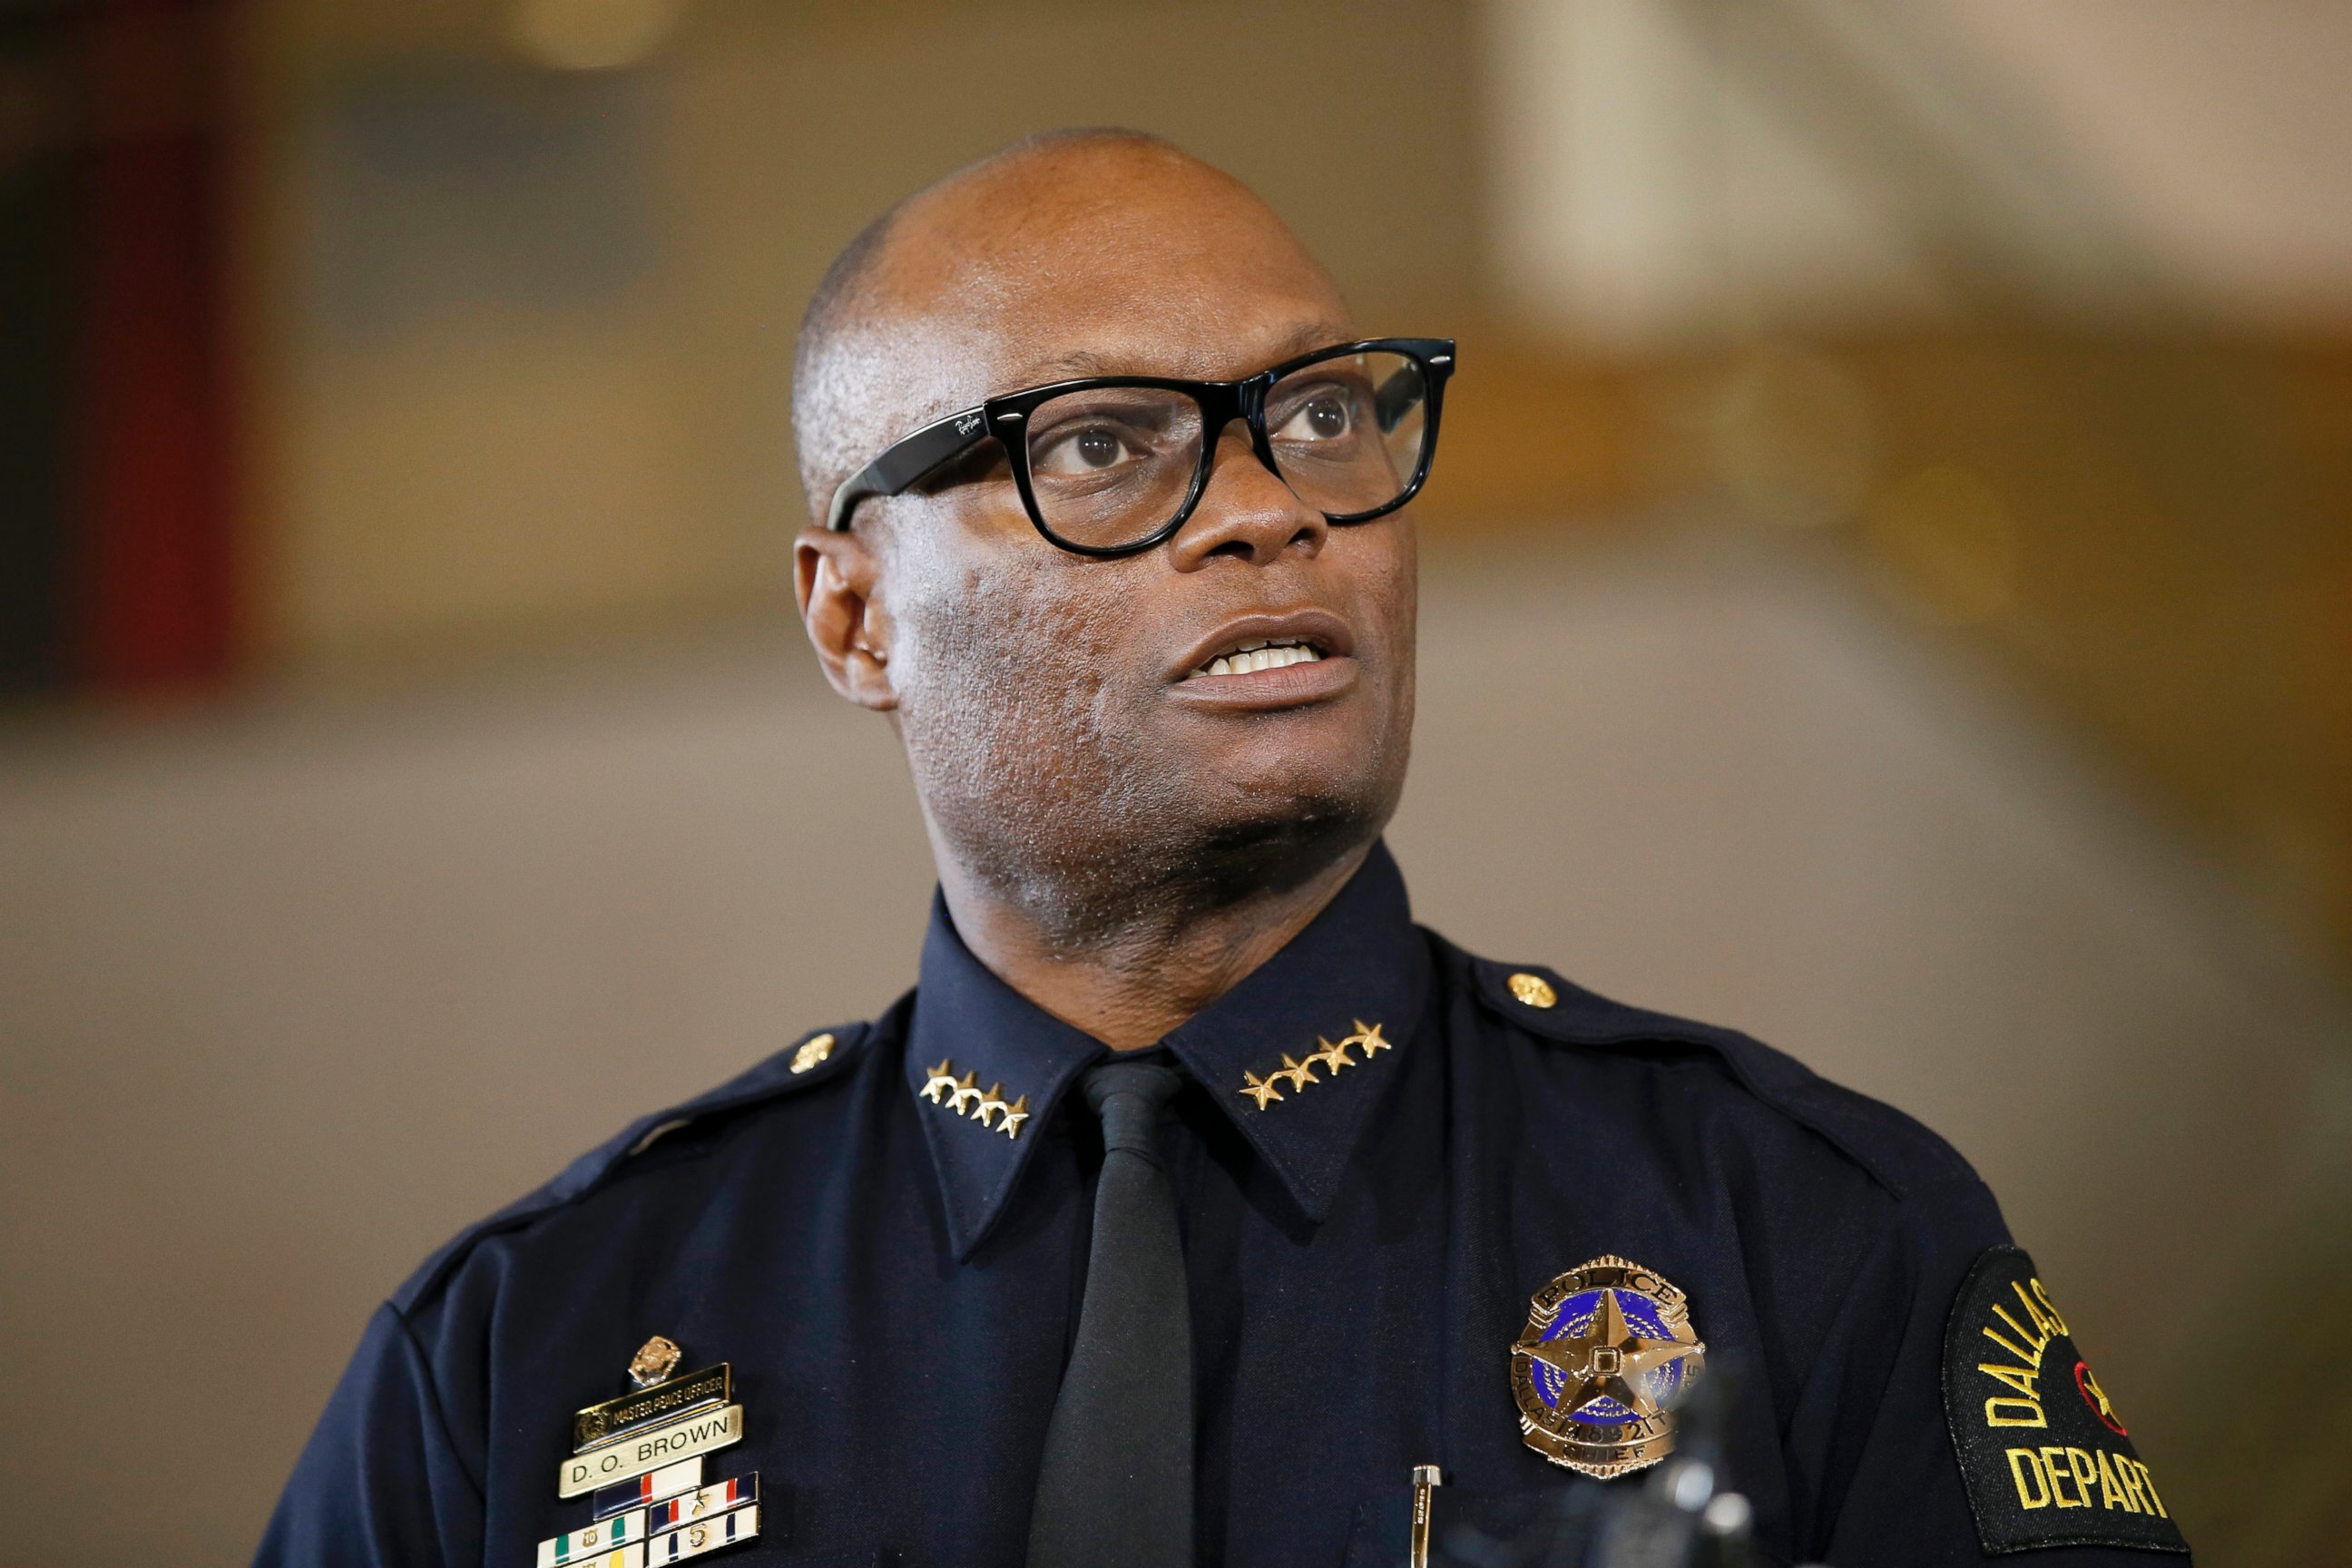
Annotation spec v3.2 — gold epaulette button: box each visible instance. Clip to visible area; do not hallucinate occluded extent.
[1507,972,1558,1009]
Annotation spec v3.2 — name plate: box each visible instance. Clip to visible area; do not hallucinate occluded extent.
[558,1406,744,1499]
[575,1364,732,1452]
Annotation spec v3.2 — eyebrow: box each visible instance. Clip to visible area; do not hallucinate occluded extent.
[1022,321,1357,384]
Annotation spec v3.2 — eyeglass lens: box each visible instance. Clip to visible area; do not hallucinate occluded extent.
[1022,349,1431,550]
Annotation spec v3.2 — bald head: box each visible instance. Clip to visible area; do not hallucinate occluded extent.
[790,131,1350,524]
[789,130,1418,965]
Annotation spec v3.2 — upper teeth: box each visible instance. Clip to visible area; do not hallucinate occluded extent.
[1193,639,1325,678]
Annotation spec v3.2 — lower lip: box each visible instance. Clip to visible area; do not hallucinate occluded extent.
[1169,654,1358,711]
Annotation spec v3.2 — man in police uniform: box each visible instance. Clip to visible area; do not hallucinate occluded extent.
[260,132,2190,1567]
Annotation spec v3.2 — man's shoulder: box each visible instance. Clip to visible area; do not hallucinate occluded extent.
[1426,932,1989,1208]
[390,1002,905,1318]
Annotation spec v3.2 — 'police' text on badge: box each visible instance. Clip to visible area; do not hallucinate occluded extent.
[1510,1255,1705,1480]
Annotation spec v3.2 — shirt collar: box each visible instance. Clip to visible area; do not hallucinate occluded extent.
[902,839,1432,1259]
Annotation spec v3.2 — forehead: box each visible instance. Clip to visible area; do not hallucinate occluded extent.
[867,146,1355,406]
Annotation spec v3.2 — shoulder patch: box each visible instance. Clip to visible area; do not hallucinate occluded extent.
[392,1021,873,1314]
[1465,956,1978,1200]
[1942,1246,2187,1555]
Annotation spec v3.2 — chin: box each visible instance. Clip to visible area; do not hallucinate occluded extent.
[1210,701,1406,804]
[1176,774,1399,899]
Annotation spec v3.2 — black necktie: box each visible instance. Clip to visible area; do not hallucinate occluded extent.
[1026,1061,1194,1568]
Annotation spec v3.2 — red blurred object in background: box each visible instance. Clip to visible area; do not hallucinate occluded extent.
[74,0,240,693]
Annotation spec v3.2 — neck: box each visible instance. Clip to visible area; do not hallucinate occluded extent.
[936,833,1376,1050]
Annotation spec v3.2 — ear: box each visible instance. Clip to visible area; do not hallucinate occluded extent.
[794,524,898,711]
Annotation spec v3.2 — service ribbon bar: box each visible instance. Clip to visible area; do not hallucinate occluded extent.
[648,1505,759,1562]
[574,1364,732,1453]
[591,1457,703,1520]
[549,1546,643,1568]
[558,1406,745,1499]
[537,1509,646,1568]
[650,1475,757,1536]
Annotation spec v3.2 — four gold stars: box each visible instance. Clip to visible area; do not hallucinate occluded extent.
[1233,1020,1393,1112]
[916,1058,1030,1141]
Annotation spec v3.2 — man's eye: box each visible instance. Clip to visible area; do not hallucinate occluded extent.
[1034,426,1134,475]
[1275,395,1353,442]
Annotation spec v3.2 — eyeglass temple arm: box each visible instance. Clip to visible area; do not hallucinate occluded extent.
[1371,342,1454,435]
[824,407,993,532]
[1374,368,1421,435]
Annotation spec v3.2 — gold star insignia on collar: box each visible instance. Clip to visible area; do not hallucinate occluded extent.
[916,1058,1031,1141]
[1308,1035,1357,1074]
[1237,1071,1285,1110]
[1234,1020,1394,1111]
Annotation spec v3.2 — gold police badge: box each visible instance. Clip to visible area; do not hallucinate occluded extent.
[1510,1255,1706,1479]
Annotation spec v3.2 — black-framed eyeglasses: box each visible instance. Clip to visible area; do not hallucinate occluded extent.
[824,337,1455,557]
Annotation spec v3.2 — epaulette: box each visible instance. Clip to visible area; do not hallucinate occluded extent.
[1464,955,1980,1202]
[392,1019,874,1314]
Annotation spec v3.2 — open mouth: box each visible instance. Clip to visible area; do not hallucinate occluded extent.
[1185,637,1329,681]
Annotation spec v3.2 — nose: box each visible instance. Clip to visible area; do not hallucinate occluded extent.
[1164,423,1327,570]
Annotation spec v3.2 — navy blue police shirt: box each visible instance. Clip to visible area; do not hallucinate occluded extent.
[258,843,2188,1566]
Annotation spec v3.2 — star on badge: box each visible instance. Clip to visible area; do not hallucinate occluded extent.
[920,1059,957,1104]
[1510,1255,1705,1479]
[973,1083,1010,1129]
[1349,1020,1391,1054]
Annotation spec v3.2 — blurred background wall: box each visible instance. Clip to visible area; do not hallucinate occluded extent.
[3,1,2349,1563]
